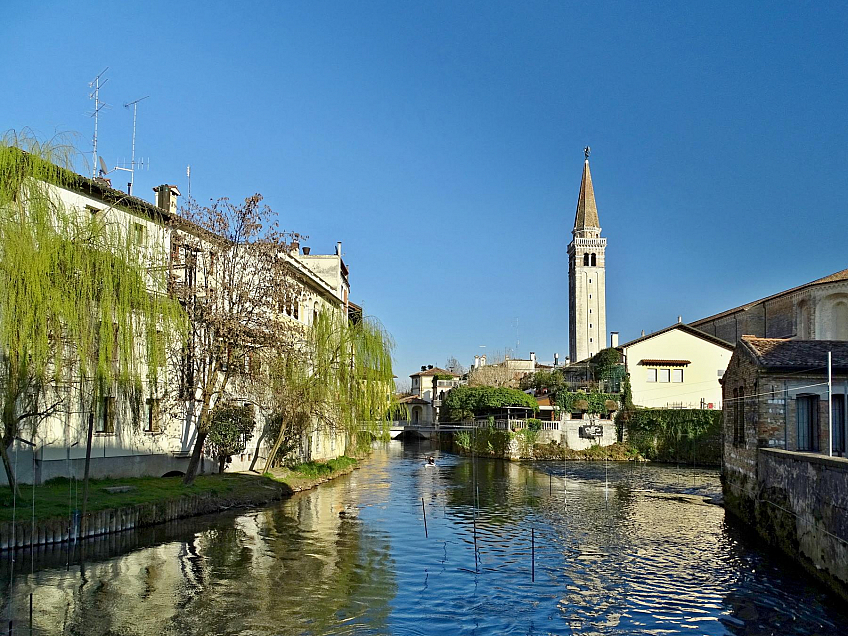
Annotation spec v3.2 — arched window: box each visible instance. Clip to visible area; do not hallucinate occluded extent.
[313,301,319,326]
[590,253,596,266]
[583,253,589,266]
[797,300,812,339]
[832,301,848,340]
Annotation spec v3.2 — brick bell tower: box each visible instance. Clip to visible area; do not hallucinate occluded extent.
[567,147,607,363]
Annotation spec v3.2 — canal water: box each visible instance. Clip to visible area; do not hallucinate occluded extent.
[3,440,847,635]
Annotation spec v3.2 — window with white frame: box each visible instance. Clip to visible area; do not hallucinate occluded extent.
[646,369,657,382]
[659,369,670,383]
[672,369,683,383]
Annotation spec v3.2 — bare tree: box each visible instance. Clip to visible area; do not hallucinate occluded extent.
[171,195,301,485]
[445,356,466,376]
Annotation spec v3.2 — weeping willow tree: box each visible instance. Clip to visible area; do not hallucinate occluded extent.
[263,308,398,472]
[0,132,186,496]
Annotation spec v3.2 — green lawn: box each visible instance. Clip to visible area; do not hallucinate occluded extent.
[0,473,279,523]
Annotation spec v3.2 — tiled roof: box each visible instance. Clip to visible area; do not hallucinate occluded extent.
[638,359,691,366]
[409,366,459,378]
[741,337,848,371]
[573,159,600,230]
[397,395,430,405]
[690,269,848,327]
[617,323,735,351]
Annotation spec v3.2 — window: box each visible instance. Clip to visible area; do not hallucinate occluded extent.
[97,397,116,434]
[589,337,593,343]
[589,294,592,299]
[833,395,845,454]
[589,323,593,329]
[583,253,589,266]
[589,309,592,314]
[145,398,162,433]
[590,253,596,266]
[672,369,683,383]
[589,278,592,284]
[132,222,147,247]
[796,394,818,451]
[659,369,670,383]
[646,369,657,383]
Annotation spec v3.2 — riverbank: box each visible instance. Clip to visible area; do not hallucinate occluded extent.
[0,457,358,549]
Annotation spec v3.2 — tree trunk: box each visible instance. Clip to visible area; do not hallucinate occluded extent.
[262,419,289,475]
[182,430,208,486]
[80,412,95,532]
[219,455,225,474]
[0,436,20,499]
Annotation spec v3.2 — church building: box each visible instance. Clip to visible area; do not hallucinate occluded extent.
[568,148,607,363]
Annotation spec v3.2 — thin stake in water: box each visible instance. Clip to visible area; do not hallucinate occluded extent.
[422,498,428,538]
[531,527,535,582]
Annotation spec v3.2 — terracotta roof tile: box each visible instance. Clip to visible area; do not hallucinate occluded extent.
[741,337,848,371]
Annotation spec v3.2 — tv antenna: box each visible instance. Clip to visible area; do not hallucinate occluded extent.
[117,95,149,195]
[88,68,110,179]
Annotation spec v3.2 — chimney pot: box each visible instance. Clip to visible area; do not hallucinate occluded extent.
[678,315,682,324]
[610,332,619,348]
[302,246,311,255]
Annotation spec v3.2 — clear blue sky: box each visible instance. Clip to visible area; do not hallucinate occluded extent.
[4,2,847,383]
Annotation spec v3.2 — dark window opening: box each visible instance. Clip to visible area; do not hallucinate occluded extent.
[590,253,596,266]
[797,394,819,451]
[583,253,589,266]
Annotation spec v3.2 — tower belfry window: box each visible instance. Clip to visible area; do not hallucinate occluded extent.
[590,253,596,266]
[583,253,589,266]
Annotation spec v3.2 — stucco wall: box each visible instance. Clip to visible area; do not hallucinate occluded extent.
[624,328,732,409]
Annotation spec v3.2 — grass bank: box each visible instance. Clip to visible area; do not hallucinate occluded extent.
[264,456,358,492]
[0,456,359,525]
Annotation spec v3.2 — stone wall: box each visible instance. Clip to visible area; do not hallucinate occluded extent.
[724,449,848,601]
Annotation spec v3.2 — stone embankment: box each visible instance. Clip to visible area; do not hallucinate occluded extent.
[0,464,357,551]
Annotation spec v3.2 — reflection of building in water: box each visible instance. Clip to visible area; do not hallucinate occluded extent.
[13,478,395,635]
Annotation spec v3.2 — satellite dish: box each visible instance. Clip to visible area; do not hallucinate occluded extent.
[98,156,109,176]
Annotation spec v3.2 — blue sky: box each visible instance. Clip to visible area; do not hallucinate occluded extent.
[3,2,847,383]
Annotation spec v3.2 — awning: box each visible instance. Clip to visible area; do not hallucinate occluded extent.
[638,359,691,366]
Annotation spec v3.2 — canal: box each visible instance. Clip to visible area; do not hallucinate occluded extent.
[3,440,847,635]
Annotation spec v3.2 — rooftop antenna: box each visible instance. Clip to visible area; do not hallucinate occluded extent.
[120,95,149,195]
[186,165,191,198]
[88,68,110,179]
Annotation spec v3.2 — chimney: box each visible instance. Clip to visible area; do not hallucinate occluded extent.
[302,246,311,255]
[565,356,570,365]
[677,315,682,324]
[610,332,619,348]
[641,330,645,337]
[474,355,480,369]
[290,239,300,255]
[530,352,536,364]
[335,241,342,256]
[554,353,559,367]
[481,355,487,366]
[153,184,181,216]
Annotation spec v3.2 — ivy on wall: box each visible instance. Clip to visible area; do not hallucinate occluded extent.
[554,391,619,415]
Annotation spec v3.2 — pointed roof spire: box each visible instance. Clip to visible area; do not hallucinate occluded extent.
[573,147,600,234]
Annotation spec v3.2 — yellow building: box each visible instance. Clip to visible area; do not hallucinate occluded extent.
[617,323,734,410]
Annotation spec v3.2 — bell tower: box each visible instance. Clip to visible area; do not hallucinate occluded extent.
[567,147,607,363]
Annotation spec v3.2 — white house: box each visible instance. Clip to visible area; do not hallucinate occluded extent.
[2,158,360,485]
[617,323,734,410]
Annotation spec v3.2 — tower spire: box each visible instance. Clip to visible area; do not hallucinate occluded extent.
[573,150,600,235]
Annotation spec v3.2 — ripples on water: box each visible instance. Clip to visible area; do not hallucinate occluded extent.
[2,441,847,635]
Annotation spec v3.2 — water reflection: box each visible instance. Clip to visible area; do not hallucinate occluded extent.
[2,441,846,635]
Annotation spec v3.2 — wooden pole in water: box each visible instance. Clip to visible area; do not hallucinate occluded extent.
[473,513,478,572]
[531,527,535,582]
[422,498,428,538]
